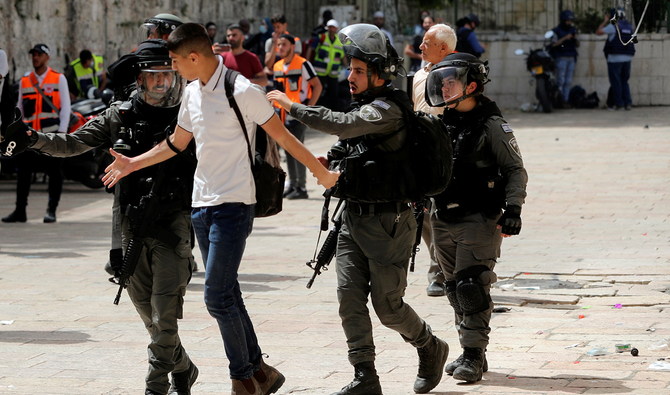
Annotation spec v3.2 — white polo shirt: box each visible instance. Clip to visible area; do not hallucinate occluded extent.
[178,56,274,207]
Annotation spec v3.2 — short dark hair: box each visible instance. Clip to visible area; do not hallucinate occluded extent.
[205,21,216,29]
[79,50,93,62]
[279,34,295,45]
[167,23,214,57]
[227,24,243,33]
[270,14,286,24]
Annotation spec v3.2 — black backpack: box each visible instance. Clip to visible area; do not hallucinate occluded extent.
[387,92,453,201]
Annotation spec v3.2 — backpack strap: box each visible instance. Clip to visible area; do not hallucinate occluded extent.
[223,68,254,166]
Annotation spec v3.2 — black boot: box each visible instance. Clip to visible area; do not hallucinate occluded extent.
[452,347,486,383]
[413,336,449,393]
[445,349,488,375]
[2,207,27,223]
[331,361,383,395]
[168,363,199,395]
[43,207,56,223]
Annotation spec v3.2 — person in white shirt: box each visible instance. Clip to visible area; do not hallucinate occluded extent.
[103,23,339,395]
[2,44,71,224]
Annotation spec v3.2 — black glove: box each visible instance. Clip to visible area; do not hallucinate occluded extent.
[1,107,32,157]
[497,205,522,235]
[105,248,124,276]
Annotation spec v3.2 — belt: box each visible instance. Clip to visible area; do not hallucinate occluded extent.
[346,201,410,216]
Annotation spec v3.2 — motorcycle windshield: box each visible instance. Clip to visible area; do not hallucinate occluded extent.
[425,65,469,107]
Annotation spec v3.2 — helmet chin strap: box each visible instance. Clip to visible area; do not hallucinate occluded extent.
[352,68,384,101]
[445,89,481,108]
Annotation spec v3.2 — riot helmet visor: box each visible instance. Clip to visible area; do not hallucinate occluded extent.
[338,24,388,60]
[136,65,184,108]
[425,64,469,107]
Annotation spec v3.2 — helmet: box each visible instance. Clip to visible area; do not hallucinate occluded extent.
[609,7,625,20]
[338,23,402,82]
[560,10,575,21]
[108,39,184,108]
[425,53,490,108]
[465,13,480,27]
[139,13,183,42]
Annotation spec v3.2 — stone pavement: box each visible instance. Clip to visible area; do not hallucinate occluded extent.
[1,106,669,395]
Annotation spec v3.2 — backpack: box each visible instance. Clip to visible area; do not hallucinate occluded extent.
[387,91,453,201]
[569,85,600,109]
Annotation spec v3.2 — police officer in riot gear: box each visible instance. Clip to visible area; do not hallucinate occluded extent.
[268,24,449,395]
[140,13,184,41]
[425,52,528,383]
[6,40,199,395]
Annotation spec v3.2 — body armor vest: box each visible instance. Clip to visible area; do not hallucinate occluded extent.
[604,20,636,57]
[117,98,196,213]
[330,90,414,203]
[435,100,506,218]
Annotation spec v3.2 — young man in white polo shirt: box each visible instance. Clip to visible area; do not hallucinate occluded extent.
[103,23,339,395]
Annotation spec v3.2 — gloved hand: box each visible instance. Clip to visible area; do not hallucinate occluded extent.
[497,205,522,235]
[1,107,33,157]
[105,248,124,276]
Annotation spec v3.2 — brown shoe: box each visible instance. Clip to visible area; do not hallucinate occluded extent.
[231,378,261,395]
[255,359,285,395]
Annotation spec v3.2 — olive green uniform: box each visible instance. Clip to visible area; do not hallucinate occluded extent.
[32,102,195,394]
[291,89,436,365]
[432,99,528,350]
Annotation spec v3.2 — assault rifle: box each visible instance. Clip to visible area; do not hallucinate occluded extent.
[410,198,430,272]
[112,166,181,305]
[306,195,345,289]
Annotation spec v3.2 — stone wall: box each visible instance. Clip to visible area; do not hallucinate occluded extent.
[392,32,670,108]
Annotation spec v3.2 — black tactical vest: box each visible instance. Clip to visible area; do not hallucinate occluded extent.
[117,98,196,212]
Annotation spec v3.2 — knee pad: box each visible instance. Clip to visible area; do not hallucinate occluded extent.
[444,281,462,314]
[455,265,496,315]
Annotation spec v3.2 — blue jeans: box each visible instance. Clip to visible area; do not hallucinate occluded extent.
[191,203,261,380]
[554,56,575,102]
[607,61,632,107]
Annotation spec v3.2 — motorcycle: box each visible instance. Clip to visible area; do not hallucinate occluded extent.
[515,31,559,113]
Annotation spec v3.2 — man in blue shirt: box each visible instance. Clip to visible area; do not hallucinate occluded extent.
[550,10,580,108]
[596,8,635,111]
[455,14,485,59]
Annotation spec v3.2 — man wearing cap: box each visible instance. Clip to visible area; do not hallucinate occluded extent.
[456,14,485,58]
[66,49,107,100]
[273,34,322,200]
[2,44,71,223]
[306,19,347,111]
[373,11,394,47]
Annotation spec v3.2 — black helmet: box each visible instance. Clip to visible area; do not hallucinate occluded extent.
[338,23,402,82]
[465,13,481,27]
[108,40,184,108]
[139,13,183,41]
[425,53,490,107]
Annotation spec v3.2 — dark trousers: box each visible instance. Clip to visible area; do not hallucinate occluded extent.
[285,121,307,189]
[15,151,64,209]
[317,75,339,110]
[607,61,632,107]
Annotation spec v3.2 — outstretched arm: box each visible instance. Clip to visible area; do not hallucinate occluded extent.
[261,114,339,189]
[103,125,193,187]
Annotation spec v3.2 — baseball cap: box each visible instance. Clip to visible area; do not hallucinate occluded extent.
[29,44,50,55]
[326,19,339,28]
[373,11,384,19]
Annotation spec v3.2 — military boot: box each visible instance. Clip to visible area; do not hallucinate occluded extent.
[413,336,449,393]
[452,347,486,383]
[331,361,383,395]
[145,389,165,395]
[2,207,27,223]
[43,207,57,223]
[231,378,261,395]
[445,349,488,375]
[254,358,285,395]
[168,363,199,395]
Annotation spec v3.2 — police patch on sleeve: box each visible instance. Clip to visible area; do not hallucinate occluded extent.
[360,104,383,122]
[508,137,522,158]
[371,100,391,110]
[501,124,514,133]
